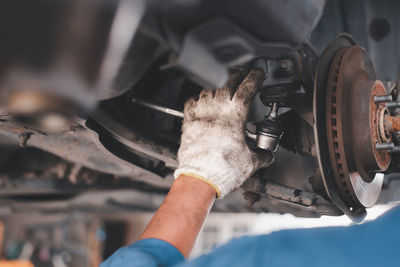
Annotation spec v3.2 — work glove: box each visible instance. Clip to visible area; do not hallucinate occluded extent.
[174,68,273,198]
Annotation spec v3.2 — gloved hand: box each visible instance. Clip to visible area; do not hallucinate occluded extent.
[174,68,273,198]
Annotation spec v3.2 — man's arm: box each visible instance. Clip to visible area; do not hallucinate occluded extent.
[139,68,271,258]
[100,176,214,267]
[139,175,216,257]
[101,68,272,266]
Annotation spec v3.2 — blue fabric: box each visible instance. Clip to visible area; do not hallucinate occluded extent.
[100,238,185,267]
[102,207,400,267]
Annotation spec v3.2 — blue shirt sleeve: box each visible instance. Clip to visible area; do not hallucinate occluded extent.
[101,238,185,267]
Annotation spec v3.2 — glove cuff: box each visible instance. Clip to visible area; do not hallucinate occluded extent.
[174,168,221,198]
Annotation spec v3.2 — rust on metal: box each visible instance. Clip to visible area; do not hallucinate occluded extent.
[371,81,392,170]
[325,47,357,207]
[387,116,400,132]
[325,45,388,208]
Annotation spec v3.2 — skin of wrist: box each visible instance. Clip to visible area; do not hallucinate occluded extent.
[138,175,216,257]
[174,175,218,199]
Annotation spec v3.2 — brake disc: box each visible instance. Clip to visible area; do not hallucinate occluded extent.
[314,34,390,221]
[325,45,389,207]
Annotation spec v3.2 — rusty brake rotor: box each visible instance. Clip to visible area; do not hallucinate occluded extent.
[314,34,391,221]
[325,45,388,210]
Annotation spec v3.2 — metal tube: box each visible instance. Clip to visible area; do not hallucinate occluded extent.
[386,101,400,109]
[374,95,392,104]
[376,142,395,151]
[268,103,279,119]
[131,98,184,118]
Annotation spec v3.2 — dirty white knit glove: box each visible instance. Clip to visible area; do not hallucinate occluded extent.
[174,68,273,198]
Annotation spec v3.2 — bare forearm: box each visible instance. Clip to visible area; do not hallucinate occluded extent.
[138,176,216,257]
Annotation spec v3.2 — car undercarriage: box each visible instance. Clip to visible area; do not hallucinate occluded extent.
[1,0,400,222]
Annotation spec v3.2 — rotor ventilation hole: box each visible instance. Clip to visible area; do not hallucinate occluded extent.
[327,49,357,205]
